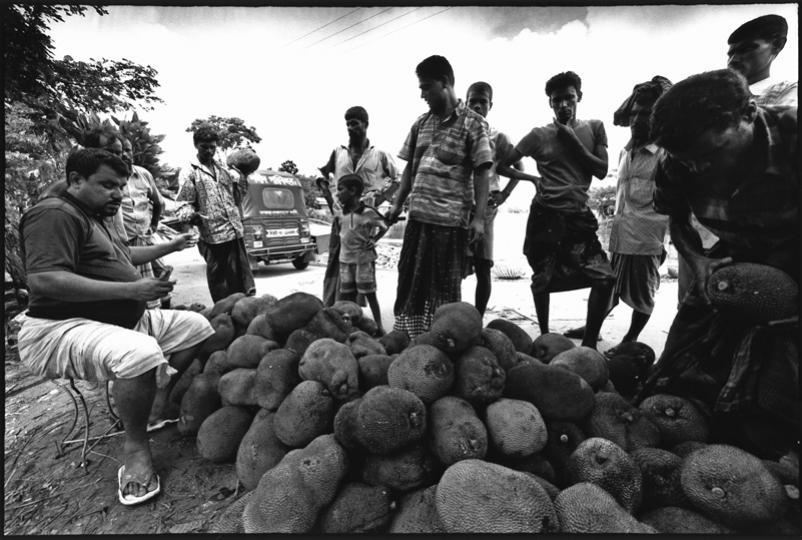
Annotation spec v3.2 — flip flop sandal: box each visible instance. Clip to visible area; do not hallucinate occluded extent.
[118,465,161,506]
[146,418,179,433]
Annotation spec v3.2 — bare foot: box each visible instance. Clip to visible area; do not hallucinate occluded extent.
[120,446,158,499]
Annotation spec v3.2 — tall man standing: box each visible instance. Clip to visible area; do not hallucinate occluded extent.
[317,106,398,306]
[497,71,615,348]
[464,81,523,316]
[643,69,798,460]
[387,55,494,337]
[176,125,255,302]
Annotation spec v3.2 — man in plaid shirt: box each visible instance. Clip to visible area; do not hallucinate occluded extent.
[642,69,798,460]
[387,55,493,337]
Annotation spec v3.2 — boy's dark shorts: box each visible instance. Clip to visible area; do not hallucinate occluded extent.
[339,261,377,295]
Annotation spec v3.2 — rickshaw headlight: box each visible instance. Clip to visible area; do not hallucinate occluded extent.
[299,222,310,236]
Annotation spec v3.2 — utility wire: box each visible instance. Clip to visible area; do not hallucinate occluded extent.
[329,7,424,48]
[344,6,453,54]
[305,6,395,49]
[283,7,362,47]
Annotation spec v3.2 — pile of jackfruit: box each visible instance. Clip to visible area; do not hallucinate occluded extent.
[171,290,799,534]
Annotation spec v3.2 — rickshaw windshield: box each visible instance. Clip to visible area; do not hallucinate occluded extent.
[262,187,295,209]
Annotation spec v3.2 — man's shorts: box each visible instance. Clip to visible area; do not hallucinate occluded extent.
[339,260,377,295]
[17,309,214,383]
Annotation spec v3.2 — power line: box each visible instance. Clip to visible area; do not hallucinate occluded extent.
[344,6,453,54]
[305,7,395,49]
[329,7,424,48]
[283,7,362,47]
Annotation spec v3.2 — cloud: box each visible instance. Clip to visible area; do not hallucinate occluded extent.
[451,6,589,40]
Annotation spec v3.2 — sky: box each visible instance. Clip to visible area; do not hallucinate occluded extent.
[49,3,798,204]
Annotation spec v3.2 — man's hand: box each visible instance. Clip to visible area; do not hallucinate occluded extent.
[168,232,197,252]
[188,212,208,226]
[385,204,403,224]
[554,118,581,146]
[131,277,175,301]
[688,255,734,305]
[490,191,507,207]
[468,215,485,244]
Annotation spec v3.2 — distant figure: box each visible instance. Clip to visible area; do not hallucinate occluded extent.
[317,106,398,307]
[176,125,255,302]
[120,137,167,309]
[565,77,671,352]
[644,69,798,460]
[387,55,493,337]
[727,13,797,106]
[334,174,389,334]
[464,81,523,317]
[497,71,614,348]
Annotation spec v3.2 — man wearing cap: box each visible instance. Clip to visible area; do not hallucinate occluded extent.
[317,106,399,306]
[727,13,797,106]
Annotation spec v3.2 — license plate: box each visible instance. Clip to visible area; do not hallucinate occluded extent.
[265,228,297,237]
[252,240,263,248]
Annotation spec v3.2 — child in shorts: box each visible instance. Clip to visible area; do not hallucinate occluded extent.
[335,174,389,334]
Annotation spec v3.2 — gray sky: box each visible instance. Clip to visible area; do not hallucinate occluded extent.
[50,3,798,203]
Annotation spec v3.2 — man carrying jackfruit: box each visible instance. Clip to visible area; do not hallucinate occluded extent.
[640,69,798,461]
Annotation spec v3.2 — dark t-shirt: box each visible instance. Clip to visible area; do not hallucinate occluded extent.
[515,119,607,212]
[20,194,146,328]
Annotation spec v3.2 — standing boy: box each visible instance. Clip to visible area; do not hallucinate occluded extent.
[464,81,523,316]
[387,55,494,337]
[335,174,389,334]
[497,71,614,348]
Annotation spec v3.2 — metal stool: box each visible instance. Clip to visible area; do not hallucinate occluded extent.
[53,378,123,469]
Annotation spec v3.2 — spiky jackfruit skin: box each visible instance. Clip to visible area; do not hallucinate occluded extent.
[639,506,734,534]
[346,330,386,358]
[178,372,222,436]
[564,437,643,513]
[387,344,454,404]
[318,482,392,533]
[389,485,446,533]
[361,444,441,492]
[208,292,247,319]
[196,405,254,463]
[531,332,575,363]
[584,392,661,451]
[604,341,655,398]
[486,318,533,354]
[436,459,559,533]
[706,262,798,323]
[544,420,587,477]
[284,328,321,358]
[485,398,548,458]
[550,346,609,390]
[305,307,353,343]
[226,334,278,369]
[332,398,362,450]
[298,338,359,400]
[630,447,687,510]
[264,292,323,339]
[679,444,787,528]
[378,329,410,355]
[505,360,595,421]
[231,293,277,332]
[353,386,427,455]
[480,328,519,371]
[199,313,236,359]
[357,354,394,390]
[242,434,348,533]
[218,367,258,406]
[254,348,300,411]
[273,380,334,448]
[555,483,657,533]
[428,396,488,465]
[210,491,253,534]
[453,345,506,406]
[429,302,484,355]
[639,394,709,447]
[236,409,290,490]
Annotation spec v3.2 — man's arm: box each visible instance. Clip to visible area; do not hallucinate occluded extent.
[497,149,540,185]
[28,271,173,302]
[470,162,492,241]
[145,171,164,229]
[175,168,200,222]
[387,161,414,222]
[553,120,608,179]
[129,233,196,265]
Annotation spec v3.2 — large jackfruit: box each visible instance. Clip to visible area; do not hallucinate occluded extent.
[706,262,798,323]
[584,391,661,451]
[639,393,709,447]
[428,302,483,355]
[554,482,657,533]
[486,318,533,354]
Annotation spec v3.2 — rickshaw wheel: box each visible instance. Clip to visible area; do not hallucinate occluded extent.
[292,256,309,270]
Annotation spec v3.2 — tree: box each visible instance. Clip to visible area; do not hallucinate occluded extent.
[186,116,261,152]
[279,160,298,175]
[4,5,164,288]
[112,112,165,178]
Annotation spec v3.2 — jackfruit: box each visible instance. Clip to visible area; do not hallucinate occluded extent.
[505,360,595,421]
[319,482,391,533]
[639,506,734,534]
[387,344,454,404]
[389,485,446,533]
[429,302,483,355]
[453,345,505,406]
[361,443,440,492]
[346,330,386,359]
[550,346,609,390]
[298,338,359,400]
[236,409,290,490]
[428,395,487,465]
[305,307,353,342]
[357,353,395,390]
[227,334,278,369]
[178,372,222,436]
[196,405,254,463]
[486,318,533,354]
[435,459,559,533]
[354,386,427,455]
[554,482,657,533]
[485,398,547,458]
[253,348,300,411]
[208,292,247,319]
[273,380,334,448]
[544,420,586,476]
[480,327,518,371]
[531,332,575,363]
[284,328,321,357]
[584,391,661,451]
[706,262,798,323]
[218,367,258,407]
[605,341,655,398]
[630,447,687,510]
[378,329,410,355]
[639,393,709,447]
[264,291,323,340]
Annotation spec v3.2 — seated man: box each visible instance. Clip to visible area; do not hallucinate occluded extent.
[17,148,215,506]
[642,69,798,460]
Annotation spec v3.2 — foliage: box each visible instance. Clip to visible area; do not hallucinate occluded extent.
[112,112,165,178]
[295,174,319,210]
[587,184,617,216]
[4,5,164,288]
[186,116,262,151]
[279,160,298,175]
